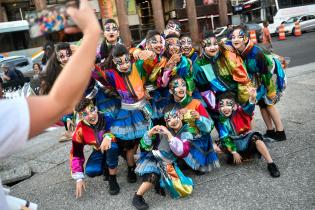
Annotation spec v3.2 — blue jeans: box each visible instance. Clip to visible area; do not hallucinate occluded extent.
[85,142,119,177]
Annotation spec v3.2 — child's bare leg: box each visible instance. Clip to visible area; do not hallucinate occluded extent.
[136,182,154,196]
[109,168,117,175]
[260,107,274,130]
[266,105,284,131]
[255,140,273,163]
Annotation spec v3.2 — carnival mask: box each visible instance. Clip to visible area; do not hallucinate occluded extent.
[170,78,187,100]
[147,35,163,55]
[165,22,181,37]
[164,109,183,130]
[231,29,248,50]
[113,54,131,73]
[80,104,98,125]
[166,37,181,55]
[56,49,72,65]
[202,37,219,57]
[180,37,192,55]
[104,23,119,43]
[218,98,236,117]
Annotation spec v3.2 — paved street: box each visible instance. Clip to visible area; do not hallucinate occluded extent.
[1,34,315,210]
[271,31,315,67]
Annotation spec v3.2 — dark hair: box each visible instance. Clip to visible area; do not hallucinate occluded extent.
[42,41,55,65]
[216,91,236,102]
[169,76,185,89]
[166,19,181,27]
[263,20,269,27]
[33,63,42,71]
[112,44,128,58]
[104,18,117,26]
[202,31,216,40]
[145,30,160,42]
[75,98,93,112]
[41,42,71,94]
[179,34,191,40]
[232,24,249,37]
[165,33,179,40]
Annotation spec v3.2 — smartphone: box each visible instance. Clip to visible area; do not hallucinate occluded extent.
[26,1,79,38]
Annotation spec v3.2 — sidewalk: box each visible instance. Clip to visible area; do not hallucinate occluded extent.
[1,63,315,210]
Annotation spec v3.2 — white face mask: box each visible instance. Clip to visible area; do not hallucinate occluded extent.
[113,54,131,73]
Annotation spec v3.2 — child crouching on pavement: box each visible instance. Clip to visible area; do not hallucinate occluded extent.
[70,98,120,198]
[216,88,281,177]
[133,107,193,210]
[169,77,220,174]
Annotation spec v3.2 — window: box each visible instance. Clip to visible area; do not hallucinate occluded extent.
[14,59,29,68]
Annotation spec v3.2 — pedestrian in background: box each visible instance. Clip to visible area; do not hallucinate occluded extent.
[262,20,273,52]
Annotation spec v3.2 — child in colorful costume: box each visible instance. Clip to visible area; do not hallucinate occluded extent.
[231,25,286,141]
[70,98,120,198]
[96,18,123,66]
[216,89,281,177]
[179,35,199,64]
[161,34,194,96]
[169,77,220,173]
[133,108,193,210]
[98,44,153,183]
[193,32,250,133]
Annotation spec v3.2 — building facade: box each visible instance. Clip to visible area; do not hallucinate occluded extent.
[0,0,230,52]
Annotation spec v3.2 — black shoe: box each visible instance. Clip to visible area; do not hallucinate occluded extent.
[108,175,120,195]
[273,130,287,141]
[103,167,109,181]
[226,154,234,165]
[127,166,137,183]
[132,193,149,210]
[193,170,206,176]
[154,183,166,196]
[267,163,280,177]
[263,129,276,139]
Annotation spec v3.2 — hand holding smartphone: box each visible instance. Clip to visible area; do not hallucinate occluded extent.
[26,0,79,38]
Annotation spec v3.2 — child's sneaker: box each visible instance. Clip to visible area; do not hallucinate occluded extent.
[132,193,149,210]
[108,175,120,195]
[267,162,280,177]
[127,166,137,183]
[273,130,287,141]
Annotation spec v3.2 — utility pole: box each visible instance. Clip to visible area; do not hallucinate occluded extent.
[218,0,228,26]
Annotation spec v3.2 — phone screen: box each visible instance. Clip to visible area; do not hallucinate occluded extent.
[26,1,79,38]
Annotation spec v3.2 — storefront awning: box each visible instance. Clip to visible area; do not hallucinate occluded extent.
[0,20,29,33]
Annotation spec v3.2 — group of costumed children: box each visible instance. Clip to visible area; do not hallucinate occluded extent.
[41,18,287,210]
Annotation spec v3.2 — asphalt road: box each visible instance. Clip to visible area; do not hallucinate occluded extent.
[270,31,315,67]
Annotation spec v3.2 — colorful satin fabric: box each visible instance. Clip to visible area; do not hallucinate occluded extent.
[239,41,277,103]
[218,102,255,152]
[70,114,117,179]
[193,50,250,105]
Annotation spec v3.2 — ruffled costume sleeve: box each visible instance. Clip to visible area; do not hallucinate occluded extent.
[169,131,193,158]
[70,124,85,180]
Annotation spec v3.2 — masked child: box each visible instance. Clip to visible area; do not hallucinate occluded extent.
[133,108,193,210]
[216,88,280,177]
[70,98,120,198]
[169,77,220,174]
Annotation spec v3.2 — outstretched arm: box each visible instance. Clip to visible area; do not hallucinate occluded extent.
[27,0,101,138]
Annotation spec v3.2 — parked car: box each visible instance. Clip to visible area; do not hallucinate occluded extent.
[276,14,315,35]
[0,56,34,78]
